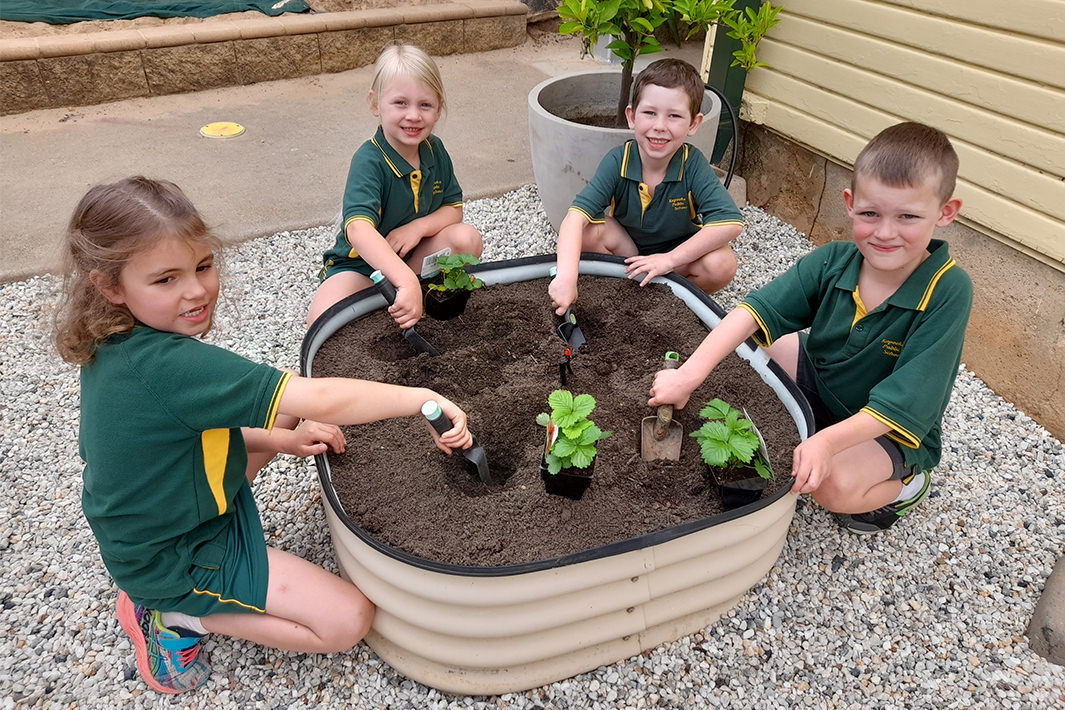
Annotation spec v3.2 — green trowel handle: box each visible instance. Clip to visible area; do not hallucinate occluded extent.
[653,352,680,440]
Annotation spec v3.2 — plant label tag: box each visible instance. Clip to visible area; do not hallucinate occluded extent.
[544,421,559,456]
[420,248,451,278]
[743,407,773,475]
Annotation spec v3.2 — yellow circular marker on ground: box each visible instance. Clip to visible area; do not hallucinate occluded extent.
[199,122,245,138]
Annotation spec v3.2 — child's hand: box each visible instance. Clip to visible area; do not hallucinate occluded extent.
[789,434,833,494]
[624,254,675,286]
[385,223,424,259]
[425,396,473,454]
[284,420,347,457]
[548,276,577,316]
[389,280,423,329]
[648,366,699,410]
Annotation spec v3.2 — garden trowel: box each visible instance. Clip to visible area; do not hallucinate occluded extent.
[641,351,684,461]
[421,400,495,486]
[548,267,587,351]
[370,270,440,357]
[558,307,587,351]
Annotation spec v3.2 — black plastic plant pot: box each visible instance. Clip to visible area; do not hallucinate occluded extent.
[709,465,770,510]
[424,288,472,320]
[540,457,595,500]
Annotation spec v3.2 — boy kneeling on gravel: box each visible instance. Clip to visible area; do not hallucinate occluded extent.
[649,122,972,534]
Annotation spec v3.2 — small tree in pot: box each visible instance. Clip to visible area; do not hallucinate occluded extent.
[558,0,737,127]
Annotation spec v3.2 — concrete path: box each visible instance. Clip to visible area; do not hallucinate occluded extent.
[0,38,705,281]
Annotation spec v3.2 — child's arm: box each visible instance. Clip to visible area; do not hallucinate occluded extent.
[384,205,463,259]
[648,307,759,409]
[243,420,347,458]
[278,375,472,454]
[347,220,423,329]
[552,146,626,315]
[624,222,744,286]
[790,412,890,494]
[549,210,588,315]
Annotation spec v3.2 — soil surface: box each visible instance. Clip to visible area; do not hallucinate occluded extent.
[313,276,802,567]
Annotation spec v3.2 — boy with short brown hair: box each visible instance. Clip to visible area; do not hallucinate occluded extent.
[649,122,972,534]
[549,58,744,315]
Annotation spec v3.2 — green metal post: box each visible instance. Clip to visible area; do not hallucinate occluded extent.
[706,0,760,164]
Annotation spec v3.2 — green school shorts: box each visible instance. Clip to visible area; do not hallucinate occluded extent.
[131,484,269,617]
[320,254,376,280]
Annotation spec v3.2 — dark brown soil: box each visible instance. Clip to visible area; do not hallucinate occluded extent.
[313,276,802,567]
[557,110,627,130]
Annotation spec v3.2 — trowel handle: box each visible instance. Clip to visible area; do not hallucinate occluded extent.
[653,352,681,440]
[370,270,397,306]
[421,400,453,436]
[423,401,490,481]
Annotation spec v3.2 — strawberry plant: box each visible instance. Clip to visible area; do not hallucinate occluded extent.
[689,398,771,478]
[536,390,612,473]
[427,253,484,292]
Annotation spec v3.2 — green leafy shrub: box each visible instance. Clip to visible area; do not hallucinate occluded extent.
[427,253,484,292]
[536,390,612,473]
[556,0,781,126]
[689,398,771,478]
[721,1,783,70]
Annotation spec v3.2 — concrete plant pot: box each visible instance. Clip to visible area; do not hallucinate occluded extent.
[301,254,811,696]
[528,71,722,233]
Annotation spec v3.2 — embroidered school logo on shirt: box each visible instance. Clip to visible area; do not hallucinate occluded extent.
[669,197,689,212]
[433,180,444,195]
[882,339,903,357]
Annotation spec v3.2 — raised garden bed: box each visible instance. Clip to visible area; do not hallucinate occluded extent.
[302,254,812,694]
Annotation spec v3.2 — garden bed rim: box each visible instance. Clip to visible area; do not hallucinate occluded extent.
[300,254,814,578]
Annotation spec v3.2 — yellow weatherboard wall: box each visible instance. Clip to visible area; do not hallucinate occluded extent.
[736,0,1065,270]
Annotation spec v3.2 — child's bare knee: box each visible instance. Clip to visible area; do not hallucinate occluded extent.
[720,249,738,280]
[444,223,483,255]
[683,249,737,293]
[811,484,847,513]
[461,224,484,255]
[321,594,374,652]
[703,248,737,283]
[812,474,868,514]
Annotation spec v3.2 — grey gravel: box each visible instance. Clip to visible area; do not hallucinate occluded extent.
[1,185,1063,709]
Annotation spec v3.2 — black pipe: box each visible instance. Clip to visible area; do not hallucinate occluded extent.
[705,82,738,189]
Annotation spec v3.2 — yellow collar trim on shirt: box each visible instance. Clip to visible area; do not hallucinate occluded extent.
[371,136,402,178]
[916,259,956,311]
[851,286,867,329]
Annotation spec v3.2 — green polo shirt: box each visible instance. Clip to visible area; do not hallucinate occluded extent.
[79,327,290,600]
[740,239,972,471]
[570,140,744,255]
[322,126,464,272]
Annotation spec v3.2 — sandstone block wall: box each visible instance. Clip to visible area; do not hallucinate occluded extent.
[0,1,527,114]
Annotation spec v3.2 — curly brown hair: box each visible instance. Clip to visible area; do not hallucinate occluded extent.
[54,177,220,364]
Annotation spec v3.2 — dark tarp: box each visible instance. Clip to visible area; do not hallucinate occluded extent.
[0,1,310,24]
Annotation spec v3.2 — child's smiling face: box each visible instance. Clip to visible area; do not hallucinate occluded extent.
[371,75,443,162]
[845,173,961,279]
[97,235,219,337]
[625,84,703,165]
